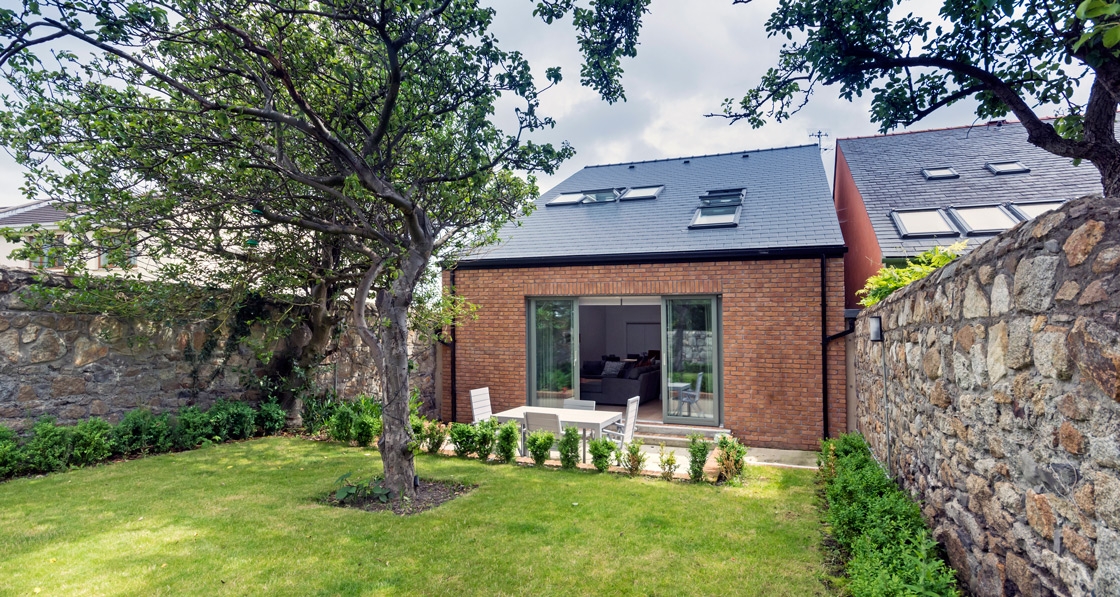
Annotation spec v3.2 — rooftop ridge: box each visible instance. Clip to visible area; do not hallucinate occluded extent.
[0,199,59,221]
[837,116,1062,143]
[581,143,819,169]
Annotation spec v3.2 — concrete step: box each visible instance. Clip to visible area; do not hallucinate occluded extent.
[633,423,730,448]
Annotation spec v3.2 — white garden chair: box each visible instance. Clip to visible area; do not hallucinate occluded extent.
[603,395,640,449]
[469,387,492,423]
[562,399,596,411]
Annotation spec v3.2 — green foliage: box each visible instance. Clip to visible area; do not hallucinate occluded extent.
[328,404,356,444]
[70,418,114,467]
[112,409,172,455]
[857,242,966,307]
[473,419,500,462]
[526,430,555,467]
[558,426,581,470]
[418,419,449,455]
[0,425,20,478]
[715,435,747,483]
[352,415,378,448]
[657,443,679,481]
[448,423,479,458]
[687,434,713,483]
[173,406,213,450]
[494,421,520,463]
[226,401,257,440]
[301,392,341,435]
[24,417,73,473]
[256,402,286,436]
[617,439,646,477]
[819,433,959,596]
[588,437,615,472]
[333,472,391,504]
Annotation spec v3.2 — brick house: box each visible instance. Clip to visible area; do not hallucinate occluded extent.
[834,119,1104,308]
[440,146,850,450]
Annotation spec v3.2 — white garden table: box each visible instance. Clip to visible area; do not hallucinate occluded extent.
[492,406,623,462]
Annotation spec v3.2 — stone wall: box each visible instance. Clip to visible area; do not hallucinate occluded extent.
[0,268,438,430]
[853,196,1120,596]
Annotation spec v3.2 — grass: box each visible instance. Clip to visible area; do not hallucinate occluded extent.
[0,437,826,596]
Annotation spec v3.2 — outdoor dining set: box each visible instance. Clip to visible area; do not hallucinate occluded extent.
[468,388,639,462]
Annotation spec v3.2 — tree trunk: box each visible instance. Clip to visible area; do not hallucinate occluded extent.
[1097,154,1120,198]
[376,287,416,499]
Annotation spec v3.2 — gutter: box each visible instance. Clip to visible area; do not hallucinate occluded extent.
[449,268,458,423]
[457,244,846,270]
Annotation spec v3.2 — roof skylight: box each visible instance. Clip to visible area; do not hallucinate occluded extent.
[547,192,585,205]
[921,167,959,180]
[891,209,958,237]
[985,161,1030,175]
[701,188,745,206]
[948,205,1020,235]
[1008,201,1064,220]
[689,205,740,229]
[620,185,664,201]
[582,189,620,203]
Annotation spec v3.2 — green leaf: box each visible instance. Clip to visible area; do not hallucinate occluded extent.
[1104,24,1120,47]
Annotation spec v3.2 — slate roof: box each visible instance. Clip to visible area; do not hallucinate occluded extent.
[837,120,1104,259]
[459,145,844,267]
[0,200,69,227]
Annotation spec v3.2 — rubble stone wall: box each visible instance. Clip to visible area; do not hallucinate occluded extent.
[854,196,1120,596]
[0,269,437,430]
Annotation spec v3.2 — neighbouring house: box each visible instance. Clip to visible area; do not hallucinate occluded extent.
[441,146,850,450]
[834,119,1105,308]
[0,199,149,273]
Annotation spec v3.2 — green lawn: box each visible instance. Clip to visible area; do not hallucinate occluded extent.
[0,437,826,596]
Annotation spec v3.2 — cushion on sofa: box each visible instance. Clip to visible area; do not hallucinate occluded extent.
[602,361,626,377]
[581,360,605,376]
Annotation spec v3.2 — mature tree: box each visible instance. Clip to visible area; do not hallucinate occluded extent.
[0,0,571,497]
[545,0,1120,195]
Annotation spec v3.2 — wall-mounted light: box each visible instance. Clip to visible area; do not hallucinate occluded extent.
[869,316,883,342]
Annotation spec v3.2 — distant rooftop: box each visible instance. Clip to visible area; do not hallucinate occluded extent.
[0,199,69,227]
[459,145,844,267]
[838,119,1105,259]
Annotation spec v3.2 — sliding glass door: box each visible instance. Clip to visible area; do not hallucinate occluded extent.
[663,297,720,425]
[529,298,578,408]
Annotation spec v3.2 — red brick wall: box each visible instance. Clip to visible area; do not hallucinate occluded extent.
[440,257,846,450]
[833,147,884,308]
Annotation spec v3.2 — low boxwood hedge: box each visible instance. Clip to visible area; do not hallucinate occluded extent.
[819,433,960,596]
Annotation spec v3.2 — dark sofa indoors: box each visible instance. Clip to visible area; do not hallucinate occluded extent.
[578,360,660,406]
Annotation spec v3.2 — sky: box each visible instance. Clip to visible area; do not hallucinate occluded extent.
[0,0,1069,206]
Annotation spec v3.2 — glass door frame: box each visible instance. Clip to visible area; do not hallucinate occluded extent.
[661,295,723,427]
[526,297,580,406]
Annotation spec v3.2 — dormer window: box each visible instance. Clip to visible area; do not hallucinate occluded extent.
[985,161,1030,175]
[921,167,959,180]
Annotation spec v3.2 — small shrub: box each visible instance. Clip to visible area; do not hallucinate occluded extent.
[225,401,256,440]
[0,425,20,478]
[146,414,174,453]
[301,392,340,434]
[421,419,450,454]
[474,418,500,461]
[173,406,212,450]
[328,403,356,444]
[525,430,554,467]
[24,416,72,473]
[657,443,679,481]
[256,401,286,435]
[206,400,237,441]
[353,415,377,447]
[70,418,113,466]
[112,409,154,455]
[857,241,966,306]
[448,422,478,458]
[686,433,713,483]
[494,421,519,463]
[588,437,614,472]
[558,426,580,470]
[616,439,646,477]
[715,435,747,483]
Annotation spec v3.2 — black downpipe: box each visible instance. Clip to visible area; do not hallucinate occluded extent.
[449,268,458,423]
[820,255,857,440]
